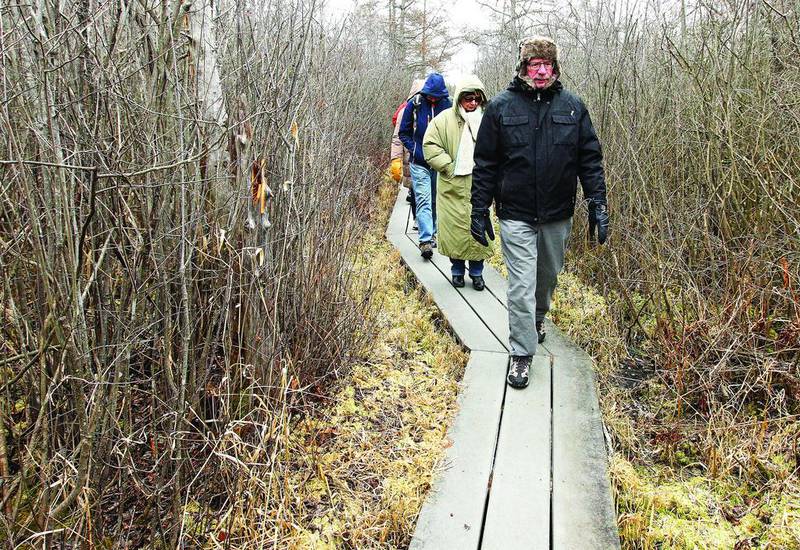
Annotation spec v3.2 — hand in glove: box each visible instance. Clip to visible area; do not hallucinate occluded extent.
[588,200,609,245]
[470,208,495,246]
[390,158,402,183]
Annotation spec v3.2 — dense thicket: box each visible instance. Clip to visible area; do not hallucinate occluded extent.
[0,0,409,545]
[571,1,799,427]
[3,0,798,546]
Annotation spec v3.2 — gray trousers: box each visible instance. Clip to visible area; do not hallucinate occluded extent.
[500,217,573,357]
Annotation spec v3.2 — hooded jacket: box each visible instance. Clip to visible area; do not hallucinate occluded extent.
[471,54,606,224]
[399,73,452,169]
[422,76,493,261]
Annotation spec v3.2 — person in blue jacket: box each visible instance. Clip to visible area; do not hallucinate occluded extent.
[399,72,452,259]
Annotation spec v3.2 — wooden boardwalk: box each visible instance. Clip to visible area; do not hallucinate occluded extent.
[385,187,620,550]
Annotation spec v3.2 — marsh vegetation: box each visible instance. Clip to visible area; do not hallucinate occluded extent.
[1,0,798,547]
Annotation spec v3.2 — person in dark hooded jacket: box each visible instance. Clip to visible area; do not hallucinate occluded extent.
[399,72,452,259]
[470,36,610,389]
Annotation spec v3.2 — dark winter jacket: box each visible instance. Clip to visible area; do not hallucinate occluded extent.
[471,77,606,224]
[399,73,452,168]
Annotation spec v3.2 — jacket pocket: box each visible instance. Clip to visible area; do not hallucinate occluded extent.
[552,113,577,145]
[502,115,530,147]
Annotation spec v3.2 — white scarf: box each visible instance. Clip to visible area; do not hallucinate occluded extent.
[454,106,483,176]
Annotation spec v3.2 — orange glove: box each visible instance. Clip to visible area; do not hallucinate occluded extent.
[390,158,402,182]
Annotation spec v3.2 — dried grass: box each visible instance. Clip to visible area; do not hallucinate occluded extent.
[177,182,467,548]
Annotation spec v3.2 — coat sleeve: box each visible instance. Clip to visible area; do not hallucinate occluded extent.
[576,106,607,204]
[398,102,416,157]
[422,117,454,177]
[471,101,501,210]
[390,106,405,160]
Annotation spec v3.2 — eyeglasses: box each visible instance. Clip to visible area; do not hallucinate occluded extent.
[461,95,482,104]
[527,61,553,70]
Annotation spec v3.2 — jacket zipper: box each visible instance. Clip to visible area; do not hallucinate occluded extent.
[534,92,541,222]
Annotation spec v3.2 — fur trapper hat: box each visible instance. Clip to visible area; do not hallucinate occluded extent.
[517,35,560,88]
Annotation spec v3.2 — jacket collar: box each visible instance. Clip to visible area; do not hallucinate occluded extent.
[508,76,562,99]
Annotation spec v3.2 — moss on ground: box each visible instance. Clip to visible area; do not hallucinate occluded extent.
[612,456,800,549]
[267,182,467,548]
[490,241,800,549]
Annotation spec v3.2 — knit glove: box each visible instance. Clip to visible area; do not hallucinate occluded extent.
[390,158,402,182]
[470,208,495,246]
[588,200,609,245]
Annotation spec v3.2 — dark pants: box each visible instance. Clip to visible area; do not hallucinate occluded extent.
[450,258,484,277]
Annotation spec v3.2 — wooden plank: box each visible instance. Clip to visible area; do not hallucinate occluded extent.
[551,354,620,549]
[386,187,411,237]
[465,263,550,358]
[427,251,510,353]
[406,204,417,235]
[480,263,508,308]
[426,249,546,357]
[403,188,415,234]
[389,183,621,549]
[481,355,551,550]
[537,318,590,359]
[388,234,506,353]
[410,351,508,550]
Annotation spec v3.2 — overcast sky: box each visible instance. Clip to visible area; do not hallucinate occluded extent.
[322,0,495,84]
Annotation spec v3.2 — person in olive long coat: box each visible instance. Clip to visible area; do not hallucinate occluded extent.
[423,75,492,290]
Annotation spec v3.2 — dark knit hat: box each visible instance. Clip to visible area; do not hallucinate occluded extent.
[517,35,560,88]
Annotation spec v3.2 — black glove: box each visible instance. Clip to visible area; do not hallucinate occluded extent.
[470,208,495,246]
[588,200,609,245]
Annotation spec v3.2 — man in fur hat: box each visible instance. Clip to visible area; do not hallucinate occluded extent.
[470,35,609,389]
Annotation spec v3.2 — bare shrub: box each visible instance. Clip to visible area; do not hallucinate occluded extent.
[563,0,800,429]
[0,0,410,546]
